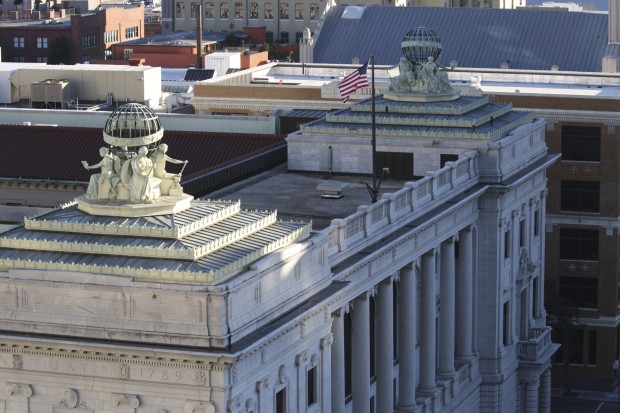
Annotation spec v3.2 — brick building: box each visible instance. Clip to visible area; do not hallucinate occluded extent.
[0,5,144,64]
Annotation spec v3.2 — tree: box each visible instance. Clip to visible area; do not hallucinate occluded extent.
[224,32,240,47]
[545,277,580,395]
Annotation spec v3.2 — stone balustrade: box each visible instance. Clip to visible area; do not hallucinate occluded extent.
[326,151,478,258]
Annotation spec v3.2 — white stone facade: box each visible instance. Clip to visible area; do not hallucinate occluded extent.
[0,92,558,412]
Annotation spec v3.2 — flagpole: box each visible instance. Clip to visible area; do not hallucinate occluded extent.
[371,55,377,202]
[365,55,381,203]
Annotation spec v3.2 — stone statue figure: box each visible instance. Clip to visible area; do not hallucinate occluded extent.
[150,143,187,179]
[129,146,155,204]
[389,57,416,92]
[420,56,452,93]
[82,147,119,200]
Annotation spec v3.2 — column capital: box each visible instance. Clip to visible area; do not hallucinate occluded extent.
[443,235,458,244]
[295,351,308,366]
[256,378,270,393]
[320,333,334,349]
[424,247,439,258]
[333,303,351,318]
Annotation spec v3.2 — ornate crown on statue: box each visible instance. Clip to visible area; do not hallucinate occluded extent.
[76,103,193,217]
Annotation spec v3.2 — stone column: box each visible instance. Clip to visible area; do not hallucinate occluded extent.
[438,237,456,377]
[352,293,370,413]
[397,263,418,411]
[331,309,346,413]
[538,368,551,413]
[320,333,334,413]
[456,226,474,360]
[377,277,395,413]
[419,249,437,393]
[525,380,540,413]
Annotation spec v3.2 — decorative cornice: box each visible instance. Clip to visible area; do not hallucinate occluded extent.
[0,342,229,371]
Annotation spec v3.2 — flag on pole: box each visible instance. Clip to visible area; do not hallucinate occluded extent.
[338,61,369,103]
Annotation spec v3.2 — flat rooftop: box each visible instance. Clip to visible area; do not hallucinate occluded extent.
[205,62,620,98]
[208,165,409,230]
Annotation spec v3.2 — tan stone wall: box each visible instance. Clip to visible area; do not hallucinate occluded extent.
[194,84,323,101]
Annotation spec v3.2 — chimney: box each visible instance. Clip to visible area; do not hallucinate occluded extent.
[196,3,203,69]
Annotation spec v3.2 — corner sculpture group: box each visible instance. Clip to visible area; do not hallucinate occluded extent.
[389,55,453,94]
[82,143,187,204]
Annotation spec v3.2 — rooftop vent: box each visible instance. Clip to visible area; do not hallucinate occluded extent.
[317,180,350,199]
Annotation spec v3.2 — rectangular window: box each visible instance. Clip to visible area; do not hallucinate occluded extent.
[220,2,229,18]
[309,3,319,19]
[280,2,289,19]
[440,154,458,168]
[36,37,48,48]
[104,30,119,43]
[503,301,510,346]
[519,219,525,247]
[264,2,273,18]
[13,37,24,48]
[534,209,540,237]
[570,329,585,364]
[560,228,598,261]
[176,1,185,17]
[588,330,597,366]
[307,366,317,406]
[561,180,600,213]
[191,2,198,17]
[276,388,287,413]
[294,2,303,19]
[125,26,139,40]
[82,34,97,48]
[561,126,600,162]
[295,31,303,43]
[559,276,598,309]
[36,56,47,63]
[205,2,214,17]
[234,2,243,18]
[249,2,258,18]
[266,31,274,42]
[504,230,510,259]
[279,31,289,44]
[124,49,133,60]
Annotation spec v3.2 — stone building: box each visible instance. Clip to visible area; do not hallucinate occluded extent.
[0,31,558,413]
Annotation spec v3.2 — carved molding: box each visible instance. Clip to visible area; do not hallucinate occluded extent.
[56,389,89,410]
[277,365,288,385]
[119,363,130,380]
[183,400,215,413]
[197,369,209,385]
[111,393,140,409]
[295,352,308,366]
[5,383,32,397]
[256,378,269,393]
[12,354,22,370]
[227,397,242,413]
[320,333,334,350]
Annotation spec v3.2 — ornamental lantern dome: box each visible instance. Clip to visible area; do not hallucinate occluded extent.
[103,103,163,159]
[401,27,442,66]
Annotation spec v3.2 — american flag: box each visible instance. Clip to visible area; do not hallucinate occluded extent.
[338,61,369,103]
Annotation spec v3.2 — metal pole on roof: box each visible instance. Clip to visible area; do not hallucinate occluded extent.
[196,3,203,68]
[366,55,388,204]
